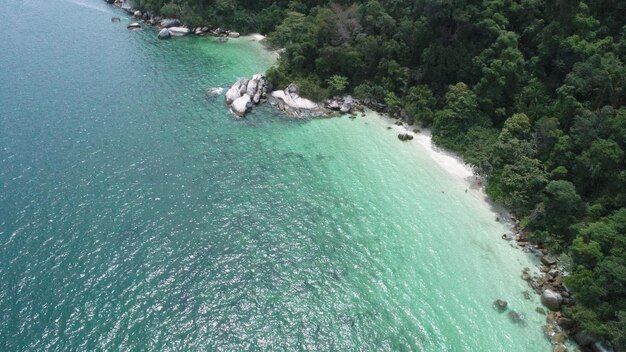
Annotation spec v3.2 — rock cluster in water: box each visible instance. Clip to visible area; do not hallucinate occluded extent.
[224,74,270,117]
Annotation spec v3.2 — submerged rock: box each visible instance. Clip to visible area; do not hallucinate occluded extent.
[111,16,121,22]
[493,299,508,312]
[508,310,523,323]
[206,87,224,97]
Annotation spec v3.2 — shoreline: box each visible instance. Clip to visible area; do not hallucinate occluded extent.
[363,108,576,350]
[378,111,518,225]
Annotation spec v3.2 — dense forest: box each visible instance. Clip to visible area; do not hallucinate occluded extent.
[129,0,626,348]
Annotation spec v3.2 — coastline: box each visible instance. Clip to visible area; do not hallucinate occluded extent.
[101,1,575,348]
[360,108,576,350]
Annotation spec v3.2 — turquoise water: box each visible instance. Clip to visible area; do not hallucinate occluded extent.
[0,0,551,350]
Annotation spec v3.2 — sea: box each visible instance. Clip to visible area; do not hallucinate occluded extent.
[0,0,551,350]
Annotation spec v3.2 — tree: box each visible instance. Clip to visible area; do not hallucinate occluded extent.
[327,75,349,95]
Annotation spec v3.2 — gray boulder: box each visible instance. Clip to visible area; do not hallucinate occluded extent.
[157,28,171,40]
[225,80,243,105]
[160,18,181,28]
[133,10,142,18]
[340,102,352,114]
[168,27,190,36]
[287,83,298,94]
[326,100,340,110]
[228,31,240,38]
[541,289,563,311]
[231,95,252,117]
[238,79,250,95]
[541,255,558,266]
[246,79,259,98]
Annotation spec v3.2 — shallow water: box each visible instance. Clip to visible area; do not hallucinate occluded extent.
[0,0,550,350]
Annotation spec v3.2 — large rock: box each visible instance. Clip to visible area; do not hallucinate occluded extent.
[557,317,575,330]
[157,28,171,40]
[231,95,252,117]
[133,10,142,18]
[541,289,563,311]
[541,255,558,266]
[160,18,181,28]
[228,31,240,38]
[225,80,243,105]
[574,330,595,347]
[340,96,354,113]
[168,27,190,36]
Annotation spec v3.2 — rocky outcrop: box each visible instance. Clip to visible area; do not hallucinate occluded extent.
[157,28,171,40]
[224,74,269,117]
[270,84,322,116]
[541,289,563,311]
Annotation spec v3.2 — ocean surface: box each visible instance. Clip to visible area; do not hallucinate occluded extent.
[0,0,551,350]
